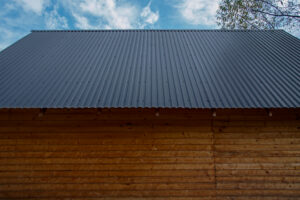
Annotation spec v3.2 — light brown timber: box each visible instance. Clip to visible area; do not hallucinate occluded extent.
[0,108,299,199]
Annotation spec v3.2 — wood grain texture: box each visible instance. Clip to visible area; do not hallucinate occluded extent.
[0,108,299,199]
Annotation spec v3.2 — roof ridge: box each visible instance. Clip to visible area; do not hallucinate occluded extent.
[31,29,284,32]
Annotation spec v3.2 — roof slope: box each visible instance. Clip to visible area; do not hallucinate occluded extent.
[0,30,299,108]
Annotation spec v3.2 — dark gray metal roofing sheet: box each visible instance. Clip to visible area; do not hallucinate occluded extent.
[0,30,299,108]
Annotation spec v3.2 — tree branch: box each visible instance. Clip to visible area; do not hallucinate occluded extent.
[251,9,300,18]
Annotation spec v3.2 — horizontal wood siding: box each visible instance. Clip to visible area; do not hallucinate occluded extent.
[0,108,299,199]
[213,109,300,200]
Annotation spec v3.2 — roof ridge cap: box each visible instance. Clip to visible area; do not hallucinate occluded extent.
[31,29,284,33]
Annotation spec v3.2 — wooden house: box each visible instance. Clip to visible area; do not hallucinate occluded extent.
[0,30,299,199]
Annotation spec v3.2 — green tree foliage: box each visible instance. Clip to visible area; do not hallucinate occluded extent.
[217,0,300,30]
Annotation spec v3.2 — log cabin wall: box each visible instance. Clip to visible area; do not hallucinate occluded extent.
[0,108,299,200]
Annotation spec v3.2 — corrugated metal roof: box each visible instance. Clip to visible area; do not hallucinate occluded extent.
[0,29,299,108]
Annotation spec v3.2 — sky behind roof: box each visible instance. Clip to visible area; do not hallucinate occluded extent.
[0,0,299,51]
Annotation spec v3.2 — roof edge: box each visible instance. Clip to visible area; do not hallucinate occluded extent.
[31,29,285,33]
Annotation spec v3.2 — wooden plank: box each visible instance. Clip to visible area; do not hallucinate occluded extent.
[0,144,212,151]
[0,138,213,145]
[0,151,213,158]
[214,120,299,127]
[217,197,300,200]
[0,176,215,184]
[0,190,217,198]
[0,113,213,121]
[217,182,300,189]
[0,120,212,128]
[214,121,265,127]
[0,132,213,139]
[6,112,292,122]
[215,151,300,157]
[0,170,215,177]
[217,176,300,182]
[215,145,300,151]
[0,164,214,171]
[0,120,212,126]
[215,157,300,163]
[0,108,214,121]
[0,198,214,200]
[214,127,299,133]
[215,138,300,145]
[0,126,212,133]
[0,108,297,119]
[216,163,300,170]
[216,189,300,196]
[215,132,300,139]
[0,157,214,165]
[216,169,300,176]
[0,183,216,191]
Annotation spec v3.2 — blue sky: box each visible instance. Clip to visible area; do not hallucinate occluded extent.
[0,0,299,51]
[0,0,219,51]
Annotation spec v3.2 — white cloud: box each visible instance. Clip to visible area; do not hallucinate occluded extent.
[0,28,24,51]
[73,13,97,29]
[16,0,49,15]
[64,0,159,29]
[141,2,159,25]
[176,0,218,26]
[0,0,161,50]
[288,26,300,38]
[45,6,69,29]
[79,0,137,29]
[0,1,45,51]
